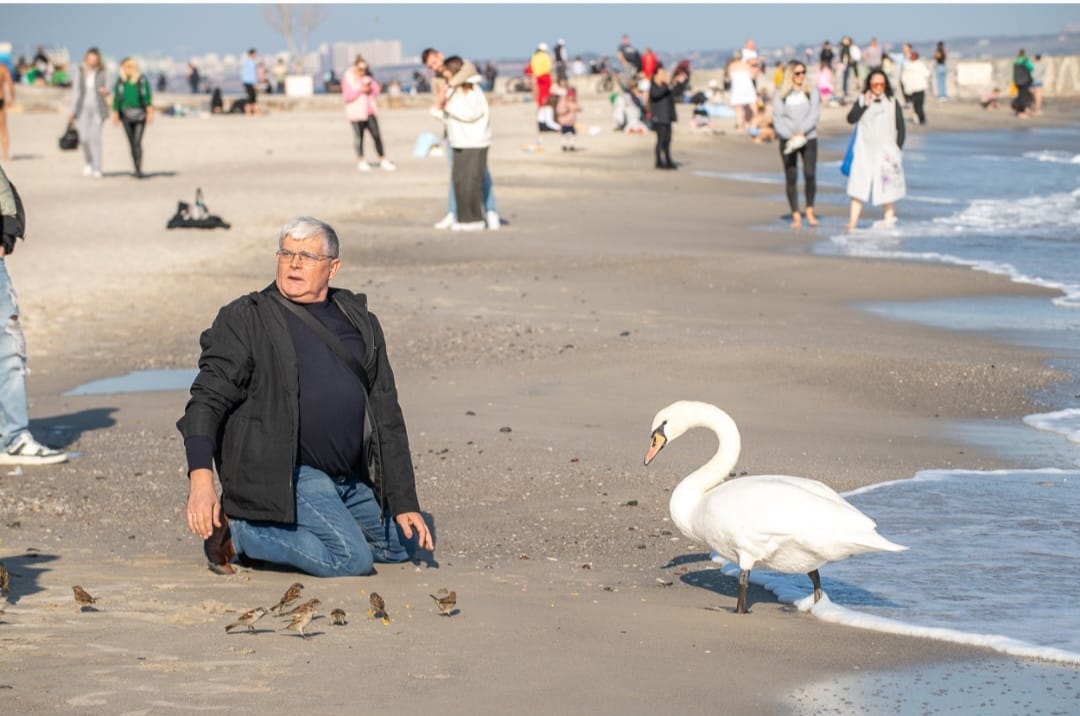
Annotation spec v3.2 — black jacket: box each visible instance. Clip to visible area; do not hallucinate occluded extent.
[648,77,689,125]
[177,284,420,524]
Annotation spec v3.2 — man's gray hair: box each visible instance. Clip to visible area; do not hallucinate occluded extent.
[279,216,339,258]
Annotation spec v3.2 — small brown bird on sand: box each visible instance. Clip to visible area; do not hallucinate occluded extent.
[429,589,457,616]
[225,607,269,633]
[368,592,389,622]
[72,586,97,610]
[0,562,9,597]
[281,600,320,639]
[269,582,305,613]
[278,597,319,618]
[330,608,347,626]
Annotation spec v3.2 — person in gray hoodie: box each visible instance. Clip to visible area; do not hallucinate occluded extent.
[69,48,110,178]
[773,60,821,227]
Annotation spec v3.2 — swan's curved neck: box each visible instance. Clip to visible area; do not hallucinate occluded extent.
[669,405,742,538]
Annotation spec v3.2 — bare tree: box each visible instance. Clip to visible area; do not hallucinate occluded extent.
[263,4,326,72]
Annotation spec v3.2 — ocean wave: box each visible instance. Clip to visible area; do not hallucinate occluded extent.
[1023,150,1080,164]
[710,468,1080,666]
[1024,408,1080,444]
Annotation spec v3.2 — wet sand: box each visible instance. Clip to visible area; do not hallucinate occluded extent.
[1,91,1076,713]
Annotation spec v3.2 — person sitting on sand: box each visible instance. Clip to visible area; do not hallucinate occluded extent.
[980,88,1001,110]
[179,216,433,577]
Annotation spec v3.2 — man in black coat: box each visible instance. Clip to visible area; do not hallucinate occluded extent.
[178,216,433,576]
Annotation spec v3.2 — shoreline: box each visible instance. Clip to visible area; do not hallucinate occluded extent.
[1,95,1077,712]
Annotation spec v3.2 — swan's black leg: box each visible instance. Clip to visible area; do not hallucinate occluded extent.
[736,569,750,614]
[809,569,822,603]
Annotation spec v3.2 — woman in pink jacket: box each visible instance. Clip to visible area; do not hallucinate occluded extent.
[343,55,395,171]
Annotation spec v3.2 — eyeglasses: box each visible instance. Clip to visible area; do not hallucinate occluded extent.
[276,249,336,266]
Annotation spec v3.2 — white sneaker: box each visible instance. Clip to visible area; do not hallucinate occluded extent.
[433,212,456,230]
[357,161,372,172]
[379,159,396,171]
[82,164,92,177]
[0,434,69,466]
[486,210,501,231]
[92,170,102,179]
[451,221,486,232]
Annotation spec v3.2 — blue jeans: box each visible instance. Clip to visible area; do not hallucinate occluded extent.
[0,260,30,451]
[230,465,415,577]
[447,146,495,217]
[935,64,947,98]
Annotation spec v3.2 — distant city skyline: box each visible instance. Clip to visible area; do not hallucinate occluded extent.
[4,3,1078,64]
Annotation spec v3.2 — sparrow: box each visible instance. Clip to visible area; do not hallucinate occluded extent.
[330,608,347,626]
[0,562,9,597]
[72,585,97,610]
[281,600,319,639]
[278,598,320,618]
[225,606,268,633]
[368,592,389,623]
[429,588,457,616]
[269,582,305,613]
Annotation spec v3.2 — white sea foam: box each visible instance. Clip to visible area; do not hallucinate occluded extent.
[708,469,1080,666]
[1024,408,1080,445]
[1023,149,1080,164]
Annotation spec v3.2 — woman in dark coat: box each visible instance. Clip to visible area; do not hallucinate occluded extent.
[647,64,690,170]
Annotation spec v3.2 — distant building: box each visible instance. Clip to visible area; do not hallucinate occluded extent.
[317,39,404,77]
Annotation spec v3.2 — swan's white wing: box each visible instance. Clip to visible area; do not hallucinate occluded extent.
[692,475,902,573]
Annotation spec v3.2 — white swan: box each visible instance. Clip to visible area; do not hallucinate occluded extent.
[645,401,906,613]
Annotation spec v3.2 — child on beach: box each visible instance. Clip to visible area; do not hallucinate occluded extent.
[817,62,833,105]
[555,87,580,151]
[980,88,1001,110]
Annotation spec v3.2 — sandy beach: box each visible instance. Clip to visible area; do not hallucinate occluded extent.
[1,88,1077,712]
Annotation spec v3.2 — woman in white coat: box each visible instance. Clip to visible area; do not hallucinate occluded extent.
[438,57,492,232]
[845,68,906,230]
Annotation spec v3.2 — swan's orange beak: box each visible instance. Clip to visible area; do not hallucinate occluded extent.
[644,430,666,466]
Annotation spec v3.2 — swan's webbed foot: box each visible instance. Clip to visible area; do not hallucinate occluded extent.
[735,569,750,614]
[809,569,822,603]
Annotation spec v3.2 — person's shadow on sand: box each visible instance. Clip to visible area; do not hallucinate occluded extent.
[0,551,60,606]
[29,407,118,449]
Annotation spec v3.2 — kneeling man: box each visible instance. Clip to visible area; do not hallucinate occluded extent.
[178,216,433,576]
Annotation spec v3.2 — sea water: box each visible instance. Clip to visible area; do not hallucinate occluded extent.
[698,126,1080,666]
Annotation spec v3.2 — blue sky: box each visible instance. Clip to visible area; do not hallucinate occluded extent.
[4,3,1078,60]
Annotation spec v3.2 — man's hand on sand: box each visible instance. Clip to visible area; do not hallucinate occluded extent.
[396,512,434,551]
[187,468,221,539]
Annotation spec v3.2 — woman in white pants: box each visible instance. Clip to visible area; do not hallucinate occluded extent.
[69,48,109,178]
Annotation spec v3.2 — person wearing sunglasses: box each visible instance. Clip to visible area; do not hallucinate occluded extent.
[844,69,906,230]
[773,61,821,228]
[179,216,433,578]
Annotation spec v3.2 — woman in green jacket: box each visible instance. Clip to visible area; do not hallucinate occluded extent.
[112,56,153,177]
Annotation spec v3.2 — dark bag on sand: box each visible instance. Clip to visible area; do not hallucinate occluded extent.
[166,188,231,230]
[59,122,79,150]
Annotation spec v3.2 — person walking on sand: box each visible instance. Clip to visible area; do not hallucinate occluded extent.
[422,48,500,231]
[1031,54,1046,115]
[774,60,821,228]
[530,42,553,109]
[0,61,14,160]
[70,48,109,178]
[901,51,931,125]
[1011,49,1035,118]
[241,48,259,115]
[435,57,492,232]
[179,216,433,577]
[112,57,153,178]
[845,69,906,230]
[727,50,756,132]
[933,41,948,101]
[0,163,70,466]
[342,56,395,172]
